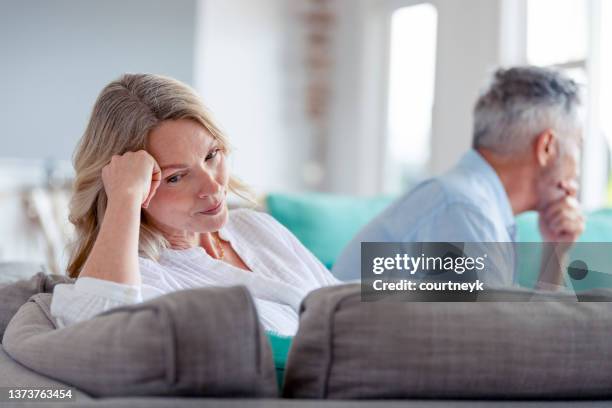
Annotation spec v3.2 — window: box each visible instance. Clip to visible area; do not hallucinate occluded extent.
[527,0,588,67]
[383,3,438,194]
[602,0,612,203]
[527,0,612,208]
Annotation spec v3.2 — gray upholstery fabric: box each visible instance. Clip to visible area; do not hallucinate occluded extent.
[6,399,612,408]
[283,284,612,399]
[2,287,277,398]
[0,271,73,341]
[0,343,91,400]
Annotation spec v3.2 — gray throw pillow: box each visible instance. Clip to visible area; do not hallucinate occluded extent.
[283,283,612,399]
[0,271,73,341]
[2,287,277,398]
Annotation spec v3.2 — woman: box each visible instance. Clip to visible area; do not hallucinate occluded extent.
[50,73,339,336]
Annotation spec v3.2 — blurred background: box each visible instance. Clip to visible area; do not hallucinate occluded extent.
[1,0,611,274]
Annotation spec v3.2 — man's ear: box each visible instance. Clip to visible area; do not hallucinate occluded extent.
[534,129,556,167]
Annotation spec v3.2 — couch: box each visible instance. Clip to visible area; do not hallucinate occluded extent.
[2,358,611,408]
[1,193,612,407]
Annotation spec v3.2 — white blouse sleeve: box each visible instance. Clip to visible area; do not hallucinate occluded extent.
[50,277,143,329]
[50,257,170,328]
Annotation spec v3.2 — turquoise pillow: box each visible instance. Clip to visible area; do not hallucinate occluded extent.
[515,209,612,289]
[266,191,612,289]
[516,209,612,243]
[266,332,292,391]
[266,193,395,269]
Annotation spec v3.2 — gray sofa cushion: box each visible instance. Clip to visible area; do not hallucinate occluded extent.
[0,271,74,341]
[2,287,277,398]
[0,343,92,400]
[283,283,612,399]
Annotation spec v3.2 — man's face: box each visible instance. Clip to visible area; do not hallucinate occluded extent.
[536,131,582,210]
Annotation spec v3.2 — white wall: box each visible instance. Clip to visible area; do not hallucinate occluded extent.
[0,0,196,162]
[326,0,384,195]
[0,0,513,197]
[194,0,306,193]
[429,0,502,174]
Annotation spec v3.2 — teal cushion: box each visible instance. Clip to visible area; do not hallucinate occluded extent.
[266,332,293,391]
[266,191,612,289]
[515,211,541,242]
[516,209,612,289]
[516,209,612,243]
[266,193,395,269]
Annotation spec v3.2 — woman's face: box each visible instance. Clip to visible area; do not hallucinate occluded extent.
[144,119,229,237]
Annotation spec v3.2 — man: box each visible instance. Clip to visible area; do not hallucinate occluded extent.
[333,66,584,286]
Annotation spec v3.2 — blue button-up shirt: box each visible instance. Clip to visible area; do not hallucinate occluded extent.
[332,150,517,285]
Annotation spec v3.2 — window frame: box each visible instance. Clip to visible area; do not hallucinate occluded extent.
[522,0,609,209]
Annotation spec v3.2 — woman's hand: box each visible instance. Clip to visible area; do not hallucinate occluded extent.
[79,150,157,285]
[101,150,161,208]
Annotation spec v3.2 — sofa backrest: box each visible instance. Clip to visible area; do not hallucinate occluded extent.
[284,283,612,399]
[3,287,278,398]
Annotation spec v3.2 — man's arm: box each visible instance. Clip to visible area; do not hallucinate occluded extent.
[536,193,585,289]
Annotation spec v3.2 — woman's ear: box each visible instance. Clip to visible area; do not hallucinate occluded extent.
[534,129,556,167]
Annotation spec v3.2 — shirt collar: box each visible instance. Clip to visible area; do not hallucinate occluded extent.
[456,149,516,234]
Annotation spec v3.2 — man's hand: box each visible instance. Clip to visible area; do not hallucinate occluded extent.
[536,181,584,290]
[538,181,584,246]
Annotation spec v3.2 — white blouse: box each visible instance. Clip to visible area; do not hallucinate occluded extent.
[50,209,340,336]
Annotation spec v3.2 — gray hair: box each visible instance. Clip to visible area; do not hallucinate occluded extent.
[472,66,582,154]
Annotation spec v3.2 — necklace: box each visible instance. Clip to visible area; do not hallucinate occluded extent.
[213,232,225,260]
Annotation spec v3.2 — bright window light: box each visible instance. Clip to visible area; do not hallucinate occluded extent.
[602,0,612,202]
[385,3,437,193]
[527,0,612,208]
[527,0,588,66]
[601,1,612,148]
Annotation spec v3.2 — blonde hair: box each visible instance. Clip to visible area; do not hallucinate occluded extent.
[67,73,251,278]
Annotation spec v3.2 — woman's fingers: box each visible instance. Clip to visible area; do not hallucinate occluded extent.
[102,149,162,208]
[143,155,162,209]
[143,177,161,209]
